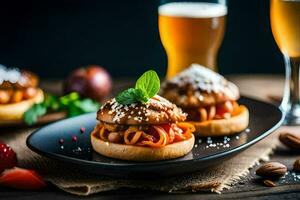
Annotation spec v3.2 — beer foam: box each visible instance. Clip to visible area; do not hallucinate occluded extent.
[159,2,227,18]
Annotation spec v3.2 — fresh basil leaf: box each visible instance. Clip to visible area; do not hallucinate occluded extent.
[67,105,82,117]
[60,92,80,106]
[116,88,138,105]
[23,103,47,125]
[23,91,101,125]
[116,70,161,105]
[43,94,61,110]
[73,99,100,113]
[133,88,149,103]
[135,70,160,98]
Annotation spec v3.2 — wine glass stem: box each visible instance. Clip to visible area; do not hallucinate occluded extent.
[281,54,300,125]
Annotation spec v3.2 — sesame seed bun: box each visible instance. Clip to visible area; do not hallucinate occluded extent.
[97,95,187,125]
[0,70,39,90]
[0,88,44,120]
[191,105,249,137]
[161,88,239,109]
[91,131,195,161]
[160,64,239,108]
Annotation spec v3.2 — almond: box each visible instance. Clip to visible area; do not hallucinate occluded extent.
[263,180,276,187]
[256,162,287,179]
[279,132,300,150]
[293,159,300,172]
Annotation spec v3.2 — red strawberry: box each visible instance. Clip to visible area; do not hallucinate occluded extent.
[0,142,17,173]
[0,167,46,190]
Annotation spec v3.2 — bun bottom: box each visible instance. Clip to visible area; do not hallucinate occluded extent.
[0,89,44,121]
[91,132,195,161]
[190,105,249,137]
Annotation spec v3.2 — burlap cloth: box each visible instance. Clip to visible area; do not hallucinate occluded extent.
[1,125,292,196]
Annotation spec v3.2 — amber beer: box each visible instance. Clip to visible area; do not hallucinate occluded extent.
[270,0,300,58]
[159,2,227,78]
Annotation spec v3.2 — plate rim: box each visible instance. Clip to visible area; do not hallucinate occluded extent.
[0,111,66,128]
[26,96,284,168]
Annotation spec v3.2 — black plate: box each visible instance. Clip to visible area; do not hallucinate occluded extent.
[27,97,283,178]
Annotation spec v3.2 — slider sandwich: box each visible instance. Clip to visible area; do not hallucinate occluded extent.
[160,64,249,137]
[0,65,44,121]
[91,70,195,161]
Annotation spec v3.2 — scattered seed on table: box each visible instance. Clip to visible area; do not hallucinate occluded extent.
[72,136,77,142]
[58,139,64,145]
[80,127,86,133]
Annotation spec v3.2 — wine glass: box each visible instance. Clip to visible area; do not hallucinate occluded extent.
[270,0,300,125]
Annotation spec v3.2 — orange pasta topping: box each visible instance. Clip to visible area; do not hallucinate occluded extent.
[92,122,195,148]
[186,100,240,122]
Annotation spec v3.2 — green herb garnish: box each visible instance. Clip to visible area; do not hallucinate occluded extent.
[23,92,100,125]
[115,88,139,105]
[23,104,47,125]
[116,70,160,105]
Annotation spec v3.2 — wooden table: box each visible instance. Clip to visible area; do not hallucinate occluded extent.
[1,74,300,200]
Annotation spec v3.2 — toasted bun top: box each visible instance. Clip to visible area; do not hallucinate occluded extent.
[160,64,239,108]
[0,65,39,89]
[97,95,187,125]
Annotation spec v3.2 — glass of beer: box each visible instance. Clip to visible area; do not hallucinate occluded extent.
[270,0,300,125]
[158,0,227,78]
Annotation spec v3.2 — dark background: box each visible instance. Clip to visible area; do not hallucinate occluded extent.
[0,0,284,78]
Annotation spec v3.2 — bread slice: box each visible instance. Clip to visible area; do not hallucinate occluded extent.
[91,131,195,161]
[191,105,249,137]
[0,89,44,120]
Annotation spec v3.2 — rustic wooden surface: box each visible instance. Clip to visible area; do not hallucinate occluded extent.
[1,74,300,200]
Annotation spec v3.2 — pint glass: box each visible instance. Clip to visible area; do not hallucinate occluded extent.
[158,0,227,78]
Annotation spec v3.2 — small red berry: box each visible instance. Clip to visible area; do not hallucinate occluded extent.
[0,142,17,173]
[80,127,85,133]
[72,136,77,142]
[58,139,64,145]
